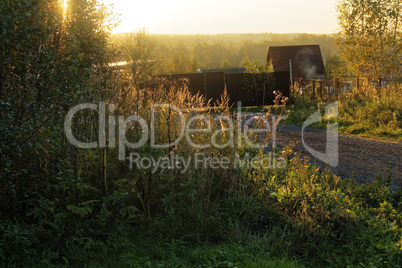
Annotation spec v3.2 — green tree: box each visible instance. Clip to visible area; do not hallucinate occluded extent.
[242,59,275,106]
[336,0,401,78]
[241,55,251,67]
[221,59,231,68]
[123,28,157,115]
[325,51,350,79]
[66,0,116,67]
[0,0,116,220]
[124,28,157,83]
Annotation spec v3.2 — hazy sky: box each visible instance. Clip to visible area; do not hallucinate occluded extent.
[100,0,339,34]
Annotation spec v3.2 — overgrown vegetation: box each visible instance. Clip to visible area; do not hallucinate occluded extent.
[338,84,402,139]
[336,0,401,78]
[285,84,402,140]
[1,0,401,267]
[2,135,401,267]
[242,59,276,106]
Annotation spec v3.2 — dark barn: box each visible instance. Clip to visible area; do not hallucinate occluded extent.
[266,44,326,93]
[153,46,327,107]
[154,68,254,107]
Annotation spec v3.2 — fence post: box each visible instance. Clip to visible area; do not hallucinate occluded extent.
[320,80,323,100]
[328,78,331,98]
[203,72,207,100]
[312,80,315,101]
[334,78,339,97]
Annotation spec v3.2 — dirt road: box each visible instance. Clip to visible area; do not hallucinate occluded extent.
[275,125,402,187]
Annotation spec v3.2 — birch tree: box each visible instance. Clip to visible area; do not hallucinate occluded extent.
[336,0,401,78]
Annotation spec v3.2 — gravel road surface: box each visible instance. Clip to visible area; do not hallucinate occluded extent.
[275,124,402,188]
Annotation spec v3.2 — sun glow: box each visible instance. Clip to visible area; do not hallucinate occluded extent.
[62,0,68,19]
[100,0,338,35]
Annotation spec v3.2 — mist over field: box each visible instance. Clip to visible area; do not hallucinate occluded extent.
[112,32,336,73]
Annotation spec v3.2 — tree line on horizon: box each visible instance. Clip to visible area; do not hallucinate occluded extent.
[111,32,337,74]
[113,0,401,81]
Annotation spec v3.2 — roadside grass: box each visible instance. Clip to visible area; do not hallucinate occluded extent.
[283,96,321,126]
[338,85,402,140]
[227,105,286,115]
[228,105,268,114]
[284,84,402,141]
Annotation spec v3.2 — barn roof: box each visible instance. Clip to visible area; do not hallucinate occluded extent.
[266,44,325,79]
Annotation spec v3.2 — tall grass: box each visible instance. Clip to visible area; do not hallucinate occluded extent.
[285,83,402,140]
[339,84,402,139]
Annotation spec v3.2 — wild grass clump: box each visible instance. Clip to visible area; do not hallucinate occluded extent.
[283,95,330,127]
[339,84,402,139]
[285,83,402,140]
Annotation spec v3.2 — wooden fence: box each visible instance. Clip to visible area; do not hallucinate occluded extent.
[154,72,290,107]
[290,76,399,101]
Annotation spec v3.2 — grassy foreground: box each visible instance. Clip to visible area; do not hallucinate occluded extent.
[1,85,401,267]
[1,150,401,267]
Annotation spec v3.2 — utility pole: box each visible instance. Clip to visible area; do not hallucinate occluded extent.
[289,60,293,94]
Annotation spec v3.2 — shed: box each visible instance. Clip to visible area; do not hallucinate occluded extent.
[266,44,325,80]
